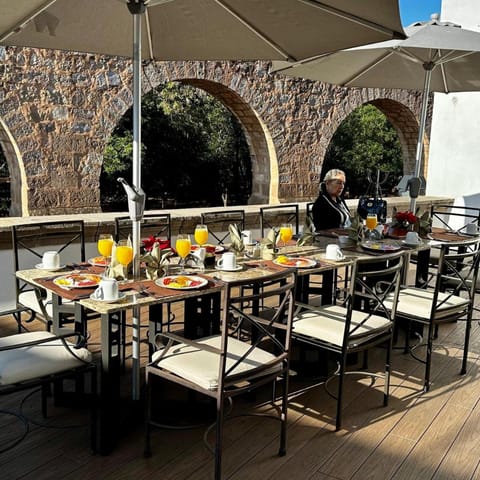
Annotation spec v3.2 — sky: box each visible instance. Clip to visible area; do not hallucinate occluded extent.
[399,0,443,26]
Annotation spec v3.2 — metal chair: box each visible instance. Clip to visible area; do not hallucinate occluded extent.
[144,269,297,480]
[293,252,404,430]
[260,204,299,238]
[0,331,97,453]
[10,221,86,331]
[385,237,480,391]
[201,210,245,245]
[114,213,171,244]
[431,204,480,234]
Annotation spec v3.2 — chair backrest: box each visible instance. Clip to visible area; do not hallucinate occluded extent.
[114,214,171,243]
[306,202,314,222]
[12,220,86,305]
[12,220,86,271]
[201,210,245,245]
[344,252,404,345]
[431,204,480,234]
[433,238,480,317]
[218,269,297,391]
[259,204,299,238]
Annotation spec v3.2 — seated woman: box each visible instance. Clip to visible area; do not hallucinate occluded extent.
[312,169,351,231]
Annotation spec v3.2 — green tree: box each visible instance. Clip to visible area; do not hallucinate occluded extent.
[101,82,251,210]
[322,104,403,198]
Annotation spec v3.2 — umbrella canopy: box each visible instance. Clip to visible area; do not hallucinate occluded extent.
[1,0,405,61]
[0,0,405,399]
[273,14,480,211]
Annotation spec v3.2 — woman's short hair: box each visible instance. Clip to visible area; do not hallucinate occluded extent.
[323,169,346,182]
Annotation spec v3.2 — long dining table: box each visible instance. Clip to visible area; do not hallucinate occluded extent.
[14,233,437,454]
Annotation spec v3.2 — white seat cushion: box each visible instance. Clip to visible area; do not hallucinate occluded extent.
[0,331,92,385]
[293,305,392,348]
[386,287,470,321]
[151,335,280,391]
[18,290,53,318]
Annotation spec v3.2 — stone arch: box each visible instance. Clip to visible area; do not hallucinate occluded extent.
[0,117,28,216]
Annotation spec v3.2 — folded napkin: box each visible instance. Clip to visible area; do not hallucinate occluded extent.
[347,215,364,244]
[296,216,315,246]
[260,228,280,259]
[229,223,245,255]
[140,243,174,280]
[106,243,128,280]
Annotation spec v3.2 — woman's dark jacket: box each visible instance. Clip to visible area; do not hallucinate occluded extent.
[312,183,350,231]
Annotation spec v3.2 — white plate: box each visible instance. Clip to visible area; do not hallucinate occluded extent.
[89,291,126,303]
[88,257,110,267]
[53,274,102,289]
[360,241,401,252]
[35,263,66,271]
[273,257,317,268]
[215,265,243,272]
[155,275,208,290]
[192,244,225,254]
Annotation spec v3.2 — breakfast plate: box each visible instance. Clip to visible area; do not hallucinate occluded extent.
[191,244,224,254]
[401,240,421,247]
[53,273,102,289]
[35,263,66,271]
[360,241,401,252]
[155,275,208,290]
[273,256,317,268]
[88,256,110,267]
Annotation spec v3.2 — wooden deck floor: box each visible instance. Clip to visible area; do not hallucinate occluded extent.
[1,302,480,480]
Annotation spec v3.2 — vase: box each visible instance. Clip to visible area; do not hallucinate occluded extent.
[388,226,408,239]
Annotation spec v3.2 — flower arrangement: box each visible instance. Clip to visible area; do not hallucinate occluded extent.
[141,236,171,252]
[391,209,418,229]
[389,207,431,237]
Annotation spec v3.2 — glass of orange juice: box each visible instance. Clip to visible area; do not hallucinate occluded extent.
[97,234,114,259]
[194,224,209,247]
[366,213,378,231]
[115,239,134,278]
[175,234,192,273]
[279,223,293,247]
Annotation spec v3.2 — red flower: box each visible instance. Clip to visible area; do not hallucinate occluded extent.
[142,236,171,252]
[394,211,418,224]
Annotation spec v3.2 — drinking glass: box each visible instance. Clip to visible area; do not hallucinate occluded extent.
[279,223,293,247]
[175,234,192,273]
[115,239,133,275]
[366,213,378,231]
[97,234,114,259]
[194,224,209,247]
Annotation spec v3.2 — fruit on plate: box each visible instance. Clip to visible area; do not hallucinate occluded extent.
[56,274,101,287]
[91,256,109,265]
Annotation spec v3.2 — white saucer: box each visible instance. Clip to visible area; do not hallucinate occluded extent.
[215,265,243,272]
[35,263,66,271]
[402,240,420,247]
[89,292,126,303]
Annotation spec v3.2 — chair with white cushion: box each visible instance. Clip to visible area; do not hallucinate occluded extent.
[144,269,296,480]
[385,237,480,392]
[293,251,404,430]
[0,331,97,453]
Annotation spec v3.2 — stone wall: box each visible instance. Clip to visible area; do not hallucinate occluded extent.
[0,47,428,216]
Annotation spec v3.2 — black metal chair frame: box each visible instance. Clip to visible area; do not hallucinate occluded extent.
[259,204,299,238]
[201,210,245,245]
[114,213,172,243]
[293,252,404,430]
[144,269,297,480]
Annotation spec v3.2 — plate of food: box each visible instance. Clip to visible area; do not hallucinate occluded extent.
[191,244,224,255]
[88,256,110,267]
[53,273,102,289]
[273,256,317,268]
[155,275,208,290]
[360,241,401,252]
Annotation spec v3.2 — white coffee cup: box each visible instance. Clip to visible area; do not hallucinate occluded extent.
[405,231,420,245]
[325,244,345,261]
[245,243,260,258]
[92,277,119,301]
[466,222,479,235]
[216,252,237,270]
[42,251,60,269]
[241,230,253,244]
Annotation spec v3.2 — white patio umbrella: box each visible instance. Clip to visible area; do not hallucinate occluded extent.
[0,0,405,398]
[273,14,480,212]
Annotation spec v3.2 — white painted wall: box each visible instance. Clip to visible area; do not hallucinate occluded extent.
[427,0,480,210]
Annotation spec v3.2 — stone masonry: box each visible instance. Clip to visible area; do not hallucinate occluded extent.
[0,47,428,216]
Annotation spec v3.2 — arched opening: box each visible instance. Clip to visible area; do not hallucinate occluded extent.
[322,99,422,199]
[101,79,275,211]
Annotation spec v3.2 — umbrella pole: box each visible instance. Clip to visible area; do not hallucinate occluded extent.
[130,2,145,401]
[409,65,433,212]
